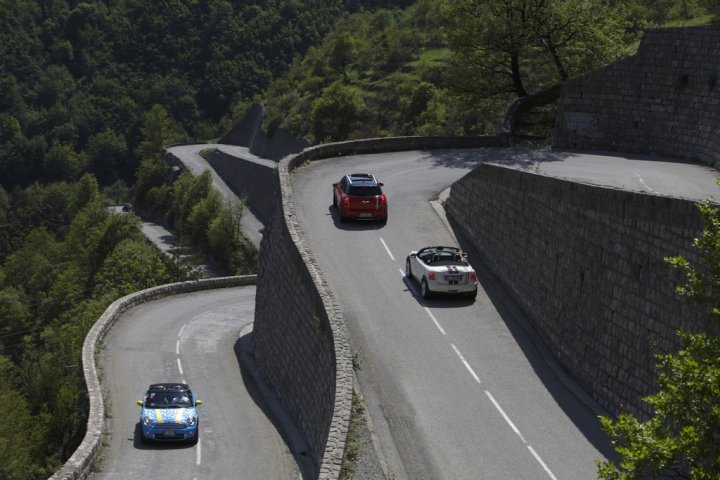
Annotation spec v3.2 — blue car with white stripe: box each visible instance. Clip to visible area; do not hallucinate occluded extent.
[137,383,202,443]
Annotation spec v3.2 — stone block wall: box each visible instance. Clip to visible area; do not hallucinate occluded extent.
[253,195,349,476]
[554,24,720,168]
[445,164,716,417]
[203,149,279,225]
[251,135,509,478]
[219,103,311,161]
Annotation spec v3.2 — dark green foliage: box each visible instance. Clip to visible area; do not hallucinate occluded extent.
[1,0,412,192]
[139,168,257,275]
[263,0,456,141]
[312,81,367,141]
[0,178,181,478]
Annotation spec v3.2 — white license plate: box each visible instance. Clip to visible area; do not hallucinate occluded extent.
[445,275,461,281]
[359,213,372,217]
[163,431,175,437]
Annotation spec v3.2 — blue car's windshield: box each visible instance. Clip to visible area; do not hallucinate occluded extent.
[145,391,192,408]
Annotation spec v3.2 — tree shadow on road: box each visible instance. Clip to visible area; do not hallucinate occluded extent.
[419,147,570,170]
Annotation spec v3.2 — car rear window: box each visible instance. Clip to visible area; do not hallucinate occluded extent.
[348,186,382,196]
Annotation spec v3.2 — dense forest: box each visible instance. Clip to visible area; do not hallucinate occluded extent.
[1,0,718,478]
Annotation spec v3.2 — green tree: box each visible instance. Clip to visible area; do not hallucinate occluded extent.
[93,238,171,297]
[598,200,720,479]
[328,31,356,79]
[440,0,635,100]
[207,198,255,273]
[136,104,185,161]
[67,174,99,217]
[0,287,32,359]
[43,143,83,182]
[311,81,366,141]
[133,156,171,213]
[86,129,127,186]
[0,356,47,480]
[185,188,222,248]
[165,170,213,237]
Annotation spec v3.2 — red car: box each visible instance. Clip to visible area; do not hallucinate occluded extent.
[333,173,388,223]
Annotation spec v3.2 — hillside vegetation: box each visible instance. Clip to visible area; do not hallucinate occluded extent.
[0,0,718,478]
[262,0,719,142]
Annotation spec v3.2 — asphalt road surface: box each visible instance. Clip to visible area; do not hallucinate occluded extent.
[93,286,304,480]
[522,149,720,200]
[291,147,720,480]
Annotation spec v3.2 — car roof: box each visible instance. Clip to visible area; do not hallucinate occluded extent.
[346,173,379,186]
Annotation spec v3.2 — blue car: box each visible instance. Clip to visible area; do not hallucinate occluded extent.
[137,383,202,443]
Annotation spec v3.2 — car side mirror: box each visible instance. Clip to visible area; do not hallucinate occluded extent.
[137,400,143,406]
[196,400,202,406]
[379,182,384,186]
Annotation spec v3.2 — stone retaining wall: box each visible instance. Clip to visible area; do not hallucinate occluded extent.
[203,149,279,225]
[252,135,510,478]
[50,276,256,480]
[554,24,720,168]
[445,164,715,417]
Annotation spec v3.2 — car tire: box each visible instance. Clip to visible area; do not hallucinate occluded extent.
[379,215,387,224]
[421,278,432,299]
[140,432,148,444]
[405,258,412,278]
[466,289,477,300]
[332,194,337,207]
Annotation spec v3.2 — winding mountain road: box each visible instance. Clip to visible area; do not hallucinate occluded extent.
[93,145,719,480]
[290,147,720,479]
[93,287,306,480]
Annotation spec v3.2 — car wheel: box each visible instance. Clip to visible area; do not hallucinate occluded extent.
[332,193,337,207]
[405,258,412,278]
[379,215,387,224]
[421,278,431,299]
[140,431,148,444]
[466,289,477,300]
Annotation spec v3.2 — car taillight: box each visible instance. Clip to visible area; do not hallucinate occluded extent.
[379,194,387,206]
[470,272,477,282]
[342,196,350,207]
[428,272,435,280]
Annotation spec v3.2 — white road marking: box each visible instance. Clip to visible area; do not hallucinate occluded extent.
[528,445,558,480]
[196,439,201,465]
[484,390,526,444]
[451,343,480,383]
[176,340,180,355]
[426,307,447,336]
[177,358,184,375]
[178,324,187,337]
[379,237,395,261]
[636,173,659,194]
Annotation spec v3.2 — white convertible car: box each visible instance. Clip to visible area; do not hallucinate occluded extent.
[405,246,478,300]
